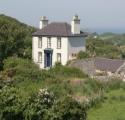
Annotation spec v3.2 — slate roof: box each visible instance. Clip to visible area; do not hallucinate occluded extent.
[32,22,87,37]
[69,57,125,76]
[94,57,125,73]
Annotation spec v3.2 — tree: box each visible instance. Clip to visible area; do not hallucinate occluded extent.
[0,14,35,70]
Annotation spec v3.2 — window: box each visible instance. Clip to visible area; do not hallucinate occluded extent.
[72,53,77,57]
[38,37,42,48]
[47,37,51,48]
[38,52,42,63]
[57,37,61,49]
[57,53,61,62]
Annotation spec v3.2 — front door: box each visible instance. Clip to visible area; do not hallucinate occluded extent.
[44,52,52,68]
[44,49,53,68]
[46,53,51,67]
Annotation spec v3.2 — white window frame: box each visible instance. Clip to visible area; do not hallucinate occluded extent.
[57,37,61,49]
[47,37,51,48]
[57,53,61,62]
[38,37,42,48]
[38,52,42,63]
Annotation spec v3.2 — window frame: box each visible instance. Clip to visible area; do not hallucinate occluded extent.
[57,37,61,49]
[47,37,51,48]
[57,53,61,63]
[38,37,42,48]
[38,52,42,63]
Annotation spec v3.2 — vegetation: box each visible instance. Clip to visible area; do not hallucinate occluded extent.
[0,14,35,70]
[0,14,125,120]
[0,56,125,119]
[86,37,122,59]
[77,51,90,59]
[88,89,125,120]
[77,33,125,59]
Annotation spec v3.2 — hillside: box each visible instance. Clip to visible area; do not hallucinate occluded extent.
[0,14,36,70]
[0,15,125,120]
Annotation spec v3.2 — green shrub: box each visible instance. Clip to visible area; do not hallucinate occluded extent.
[3,57,43,82]
[48,80,73,98]
[0,86,24,120]
[24,88,55,120]
[50,97,87,120]
[50,64,88,79]
[77,51,90,59]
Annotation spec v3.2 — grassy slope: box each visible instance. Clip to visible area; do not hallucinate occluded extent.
[88,88,125,120]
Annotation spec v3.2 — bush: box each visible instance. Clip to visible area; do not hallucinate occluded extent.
[2,57,43,82]
[77,51,90,59]
[24,88,55,120]
[50,97,87,120]
[0,86,24,120]
[50,64,88,79]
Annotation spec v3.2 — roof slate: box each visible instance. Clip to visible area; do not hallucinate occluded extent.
[94,57,125,73]
[32,22,87,37]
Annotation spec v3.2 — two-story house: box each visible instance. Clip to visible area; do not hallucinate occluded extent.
[32,15,87,69]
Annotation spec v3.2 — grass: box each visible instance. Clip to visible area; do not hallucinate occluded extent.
[88,88,125,120]
[2,58,125,119]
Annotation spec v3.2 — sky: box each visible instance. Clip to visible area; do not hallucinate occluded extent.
[0,0,125,33]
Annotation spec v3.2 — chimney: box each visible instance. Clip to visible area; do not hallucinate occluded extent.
[71,15,80,34]
[39,16,48,29]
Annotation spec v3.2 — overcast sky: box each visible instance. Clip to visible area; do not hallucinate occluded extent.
[0,0,125,32]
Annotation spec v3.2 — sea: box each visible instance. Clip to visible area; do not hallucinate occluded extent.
[83,28,125,34]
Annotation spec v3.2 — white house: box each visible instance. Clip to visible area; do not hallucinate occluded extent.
[32,15,87,69]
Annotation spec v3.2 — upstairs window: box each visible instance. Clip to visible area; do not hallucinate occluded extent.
[57,53,61,63]
[47,37,51,48]
[38,37,42,48]
[38,52,42,63]
[57,37,61,49]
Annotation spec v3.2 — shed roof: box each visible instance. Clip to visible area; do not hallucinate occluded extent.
[94,57,125,73]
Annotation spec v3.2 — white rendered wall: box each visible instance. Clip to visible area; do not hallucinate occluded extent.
[51,37,68,66]
[68,37,86,60]
[32,36,68,69]
[32,36,44,69]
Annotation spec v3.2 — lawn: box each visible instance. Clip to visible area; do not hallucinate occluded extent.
[88,88,125,120]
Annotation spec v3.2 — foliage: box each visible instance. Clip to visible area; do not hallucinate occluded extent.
[24,88,55,120]
[77,51,90,59]
[0,86,24,120]
[50,97,87,120]
[1,57,43,82]
[0,14,35,70]
[50,63,88,79]
[0,86,87,120]
[86,37,122,59]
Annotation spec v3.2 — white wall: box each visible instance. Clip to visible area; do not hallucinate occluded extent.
[32,36,68,69]
[68,37,86,60]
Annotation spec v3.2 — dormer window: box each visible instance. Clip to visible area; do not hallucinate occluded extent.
[38,37,42,48]
[57,37,61,49]
[47,37,51,48]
